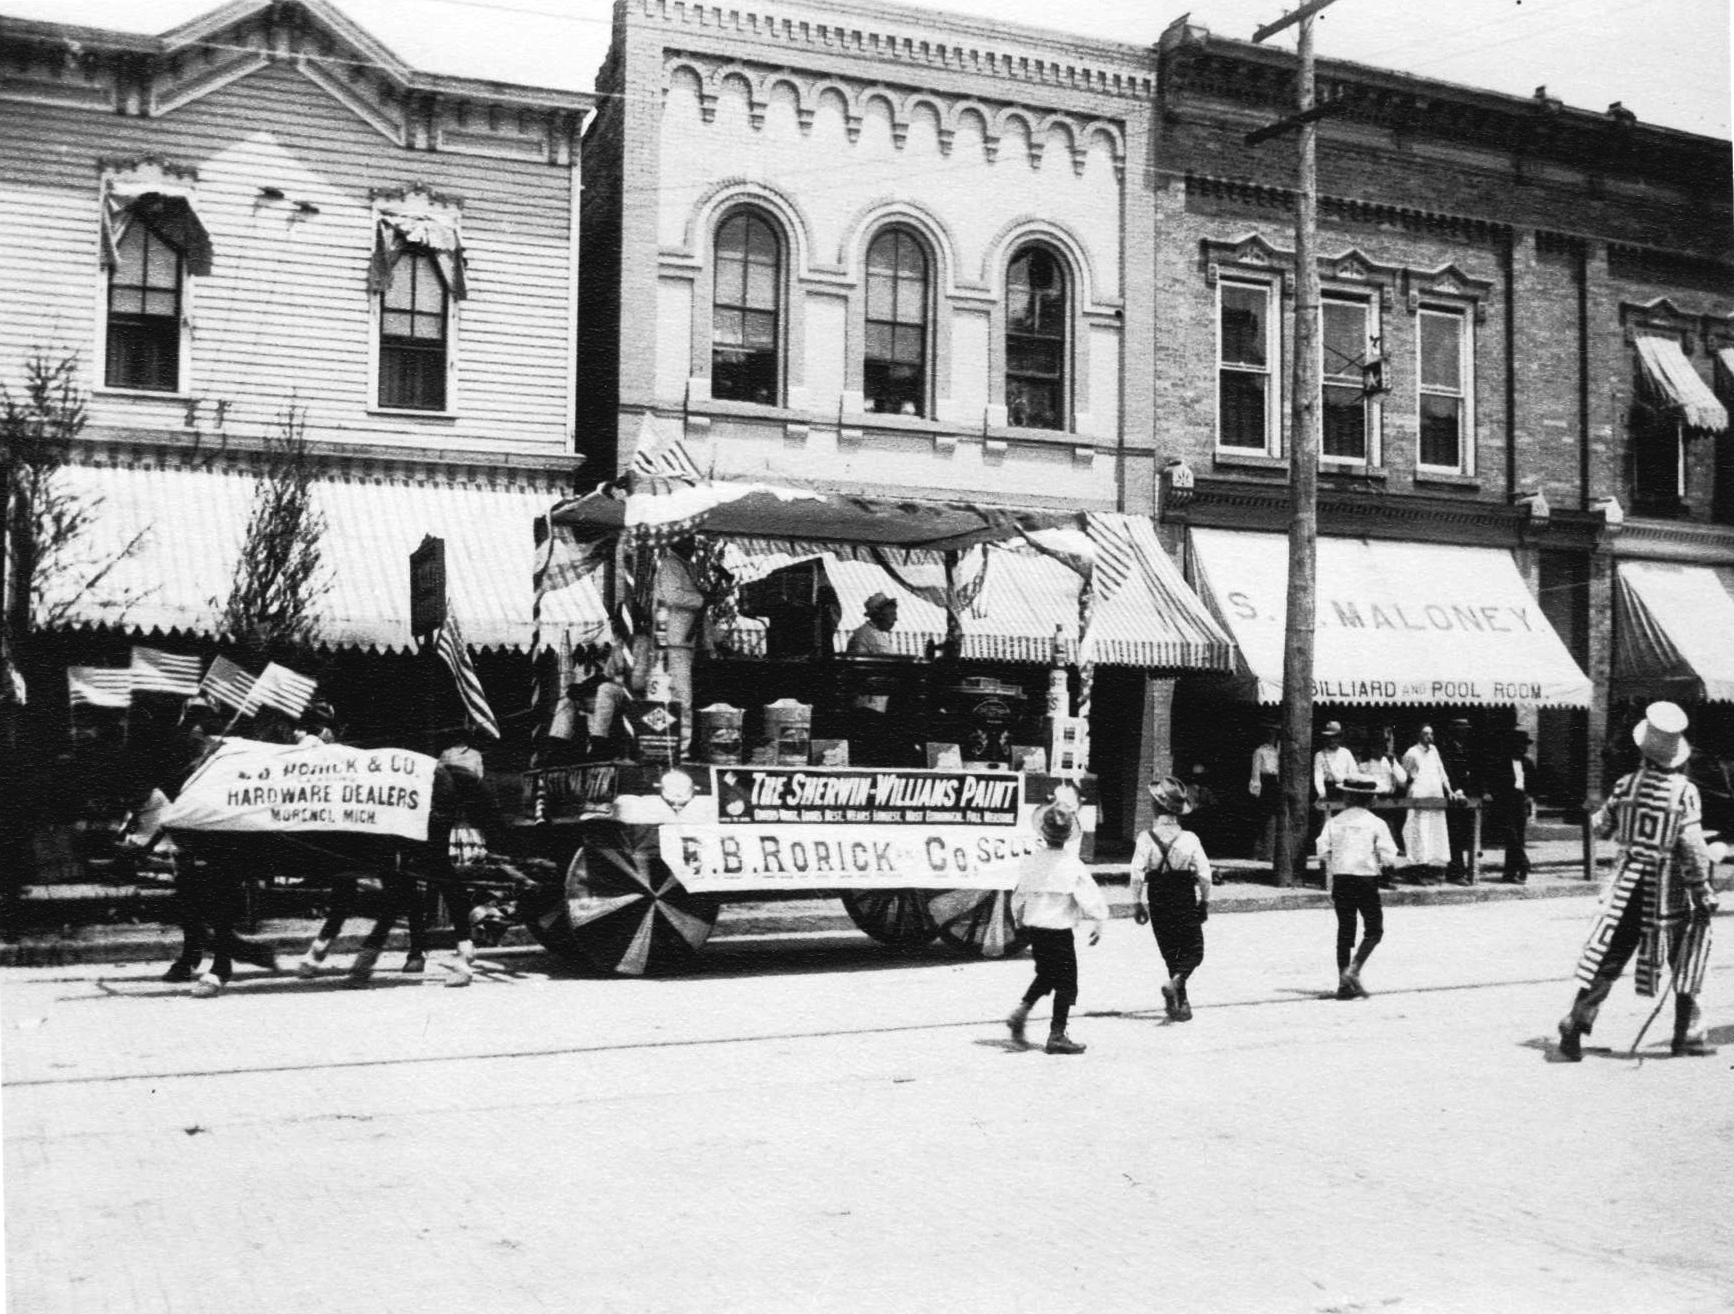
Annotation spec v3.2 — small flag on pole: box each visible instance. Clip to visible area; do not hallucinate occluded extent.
[130,646,204,696]
[435,616,500,740]
[67,666,132,709]
[199,655,257,712]
[244,662,319,720]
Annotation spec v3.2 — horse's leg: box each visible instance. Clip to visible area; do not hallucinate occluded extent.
[299,877,356,978]
[440,881,477,988]
[344,874,399,989]
[163,850,205,983]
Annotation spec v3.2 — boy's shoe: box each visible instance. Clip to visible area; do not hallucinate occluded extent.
[1335,982,1358,1001]
[1176,1001,1194,1022]
[1160,981,1180,1021]
[1045,1033,1086,1055]
[1005,1004,1031,1047]
[1340,968,1369,999]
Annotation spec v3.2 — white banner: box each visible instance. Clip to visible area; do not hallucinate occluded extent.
[160,740,436,842]
[662,822,1040,893]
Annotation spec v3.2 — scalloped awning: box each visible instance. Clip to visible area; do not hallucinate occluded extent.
[1635,335,1727,433]
[40,459,602,653]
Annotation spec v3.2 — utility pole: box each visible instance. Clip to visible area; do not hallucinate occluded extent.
[1249,0,1340,886]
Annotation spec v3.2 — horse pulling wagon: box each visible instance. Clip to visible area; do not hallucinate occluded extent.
[501,474,1131,976]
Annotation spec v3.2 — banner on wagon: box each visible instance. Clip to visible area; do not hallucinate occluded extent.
[661,821,1039,893]
[159,740,435,841]
[711,766,1024,827]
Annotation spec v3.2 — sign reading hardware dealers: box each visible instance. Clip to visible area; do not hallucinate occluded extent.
[664,767,1034,891]
[160,740,435,841]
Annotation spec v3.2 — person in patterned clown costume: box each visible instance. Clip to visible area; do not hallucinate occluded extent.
[1556,702,1718,1061]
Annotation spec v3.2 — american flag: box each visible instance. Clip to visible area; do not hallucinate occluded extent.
[1085,514,1135,604]
[199,655,256,712]
[129,646,204,696]
[628,432,704,483]
[435,616,500,740]
[67,666,132,709]
[244,662,318,720]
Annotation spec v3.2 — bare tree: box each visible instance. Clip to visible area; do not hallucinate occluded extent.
[218,404,329,663]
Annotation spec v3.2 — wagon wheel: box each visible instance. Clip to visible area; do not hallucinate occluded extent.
[840,889,940,949]
[562,822,720,976]
[928,888,1028,958]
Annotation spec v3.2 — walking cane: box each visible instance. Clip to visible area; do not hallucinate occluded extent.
[1627,905,1713,1058]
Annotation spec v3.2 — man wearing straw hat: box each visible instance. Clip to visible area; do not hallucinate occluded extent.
[1556,702,1718,1061]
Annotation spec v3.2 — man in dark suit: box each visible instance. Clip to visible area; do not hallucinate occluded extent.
[1439,717,1480,884]
[1490,728,1537,884]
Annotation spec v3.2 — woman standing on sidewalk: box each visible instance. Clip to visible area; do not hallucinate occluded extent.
[1130,776,1212,1021]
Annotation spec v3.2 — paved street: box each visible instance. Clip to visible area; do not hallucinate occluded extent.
[5,898,1732,1314]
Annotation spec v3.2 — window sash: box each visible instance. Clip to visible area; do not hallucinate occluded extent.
[713,214,782,403]
[1417,309,1469,471]
[1319,296,1375,463]
[864,230,929,416]
[105,222,183,391]
[378,250,449,410]
[1006,248,1066,430]
[1218,280,1276,451]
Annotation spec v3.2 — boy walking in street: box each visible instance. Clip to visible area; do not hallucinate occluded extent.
[1007,799,1108,1054]
[1130,775,1213,1021]
[1318,774,1398,999]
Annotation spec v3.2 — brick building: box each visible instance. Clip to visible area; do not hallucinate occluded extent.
[1147,18,1734,827]
[0,0,595,745]
[577,0,1233,842]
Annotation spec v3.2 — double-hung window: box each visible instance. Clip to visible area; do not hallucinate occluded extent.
[1321,294,1376,463]
[712,211,781,405]
[1005,247,1067,430]
[863,229,929,416]
[1218,279,1277,452]
[379,250,449,411]
[1417,308,1470,473]
[105,218,183,392]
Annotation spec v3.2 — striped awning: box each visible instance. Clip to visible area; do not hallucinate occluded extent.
[42,458,604,653]
[725,514,1233,669]
[1614,560,1734,704]
[1635,335,1728,433]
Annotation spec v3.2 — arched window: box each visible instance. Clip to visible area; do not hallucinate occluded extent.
[380,250,449,411]
[1005,246,1067,430]
[106,219,183,391]
[712,211,781,404]
[863,228,929,416]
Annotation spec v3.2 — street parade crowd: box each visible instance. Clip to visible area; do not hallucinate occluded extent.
[1005,701,1719,1063]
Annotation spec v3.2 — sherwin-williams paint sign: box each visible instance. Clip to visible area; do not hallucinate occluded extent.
[1189,529,1593,707]
[161,740,435,841]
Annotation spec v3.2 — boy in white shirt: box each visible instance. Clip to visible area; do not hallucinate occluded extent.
[1006,800,1109,1054]
[1316,774,1398,999]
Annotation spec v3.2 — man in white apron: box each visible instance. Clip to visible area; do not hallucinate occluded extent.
[1400,723,1455,884]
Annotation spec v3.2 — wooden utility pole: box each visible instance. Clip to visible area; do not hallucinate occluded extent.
[1250,0,1339,886]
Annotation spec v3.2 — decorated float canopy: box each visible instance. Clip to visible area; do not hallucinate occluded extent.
[1188,528,1592,707]
[541,475,1235,671]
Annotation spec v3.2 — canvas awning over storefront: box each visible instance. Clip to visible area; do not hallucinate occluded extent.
[42,460,603,653]
[1634,335,1728,433]
[1188,528,1591,706]
[1613,560,1734,703]
[726,513,1232,669]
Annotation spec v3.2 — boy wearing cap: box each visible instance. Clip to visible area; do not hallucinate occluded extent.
[1317,774,1398,999]
[1556,702,1718,1060]
[1131,776,1213,1021]
[1007,799,1109,1055]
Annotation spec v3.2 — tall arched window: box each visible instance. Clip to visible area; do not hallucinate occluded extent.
[379,250,450,411]
[712,211,781,404]
[864,228,929,416]
[106,219,183,392]
[1005,246,1067,430]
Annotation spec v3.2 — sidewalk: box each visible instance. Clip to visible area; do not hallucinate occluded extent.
[0,837,1615,970]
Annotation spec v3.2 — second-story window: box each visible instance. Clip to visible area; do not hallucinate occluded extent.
[713,211,781,405]
[1418,308,1470,472]
[105,219,183,392]
[1321,294,1376,463]
[863,229,929,416]
[1218,279,1277,452]
[1006,246,1067,430]
[379,250,449,411]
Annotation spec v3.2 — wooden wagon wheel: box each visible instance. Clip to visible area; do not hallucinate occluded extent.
[927,888,1028,958]
[840,889,940,949]
[562,822,721,976]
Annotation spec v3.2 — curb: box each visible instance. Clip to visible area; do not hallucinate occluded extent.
[0,870,1602,970]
